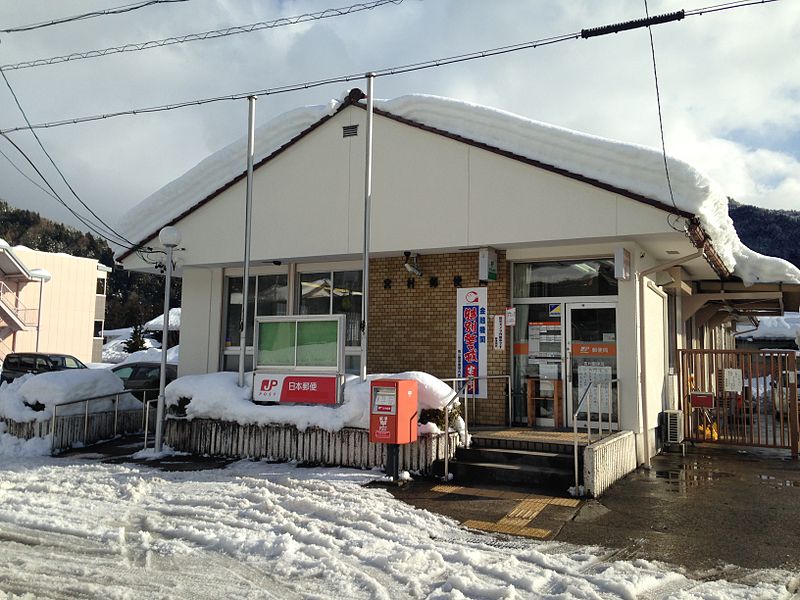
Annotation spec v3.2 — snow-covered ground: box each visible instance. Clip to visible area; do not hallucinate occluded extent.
[0,455,791,600]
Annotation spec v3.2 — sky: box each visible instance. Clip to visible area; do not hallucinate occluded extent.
[0,0,798,245]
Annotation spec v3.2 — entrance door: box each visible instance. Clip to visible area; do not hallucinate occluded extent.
[566,303,618,427]
[512,303,565,427]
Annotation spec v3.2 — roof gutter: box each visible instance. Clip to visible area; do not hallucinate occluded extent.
[637,250,704,468]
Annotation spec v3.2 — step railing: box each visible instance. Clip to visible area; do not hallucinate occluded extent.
[49,388,159,454]
[573,379,619,492]
[0,280,37,327]
[439,374,513,481]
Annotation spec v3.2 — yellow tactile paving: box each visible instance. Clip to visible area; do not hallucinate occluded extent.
[463,519,552,539]
[431,485,530,500]
[507,499,549,520]
[430,484,581,540]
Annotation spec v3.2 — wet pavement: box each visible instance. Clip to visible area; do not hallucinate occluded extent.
[556,445,800,572]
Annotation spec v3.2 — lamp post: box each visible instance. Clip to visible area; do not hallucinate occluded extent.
[154,225,181,453]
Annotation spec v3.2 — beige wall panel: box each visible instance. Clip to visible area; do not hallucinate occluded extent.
[178,267,219,376]
[360,113,470,253]
[468,150,618,246]
[12,249,98,363]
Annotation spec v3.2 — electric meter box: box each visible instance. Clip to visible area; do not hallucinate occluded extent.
[369,379,419,445]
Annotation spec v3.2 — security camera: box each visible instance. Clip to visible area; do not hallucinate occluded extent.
[403,252,422,277]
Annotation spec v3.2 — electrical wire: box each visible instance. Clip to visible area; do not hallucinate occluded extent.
[642,0,684,233]
[0,69,136,247]
[0,144,60,202]
[1,1,189,34]
[0,131,138,249]
[0,0,405,71]
[0,0,782,136]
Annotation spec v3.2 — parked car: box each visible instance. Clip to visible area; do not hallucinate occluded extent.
[0,352,87,384]
[111,362,177,400]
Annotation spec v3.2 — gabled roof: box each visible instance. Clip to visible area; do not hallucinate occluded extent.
[116,90,800,286]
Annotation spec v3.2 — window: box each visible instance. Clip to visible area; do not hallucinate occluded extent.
[513,260,617,298]
[224,275,288,349]
[96,277,106,295]
[114,366,135,381]
[299,270,362,346]
[93,320,103,338]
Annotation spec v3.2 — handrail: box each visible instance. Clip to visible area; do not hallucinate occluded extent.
[0,280,37,326]
[573,378,619,494]
[442,378,472,481]
[49,387,159,454]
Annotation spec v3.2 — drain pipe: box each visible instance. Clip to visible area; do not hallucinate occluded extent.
[637,250,704,468]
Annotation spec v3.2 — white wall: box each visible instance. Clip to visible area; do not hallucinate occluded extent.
[122,105,684,272]
[179,267,223,376]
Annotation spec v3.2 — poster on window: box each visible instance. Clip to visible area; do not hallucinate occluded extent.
[456,288,488,398]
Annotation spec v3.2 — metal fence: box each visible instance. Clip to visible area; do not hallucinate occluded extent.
[678,349,798,456]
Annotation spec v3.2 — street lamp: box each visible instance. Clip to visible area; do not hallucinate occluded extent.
[154,225,181,453]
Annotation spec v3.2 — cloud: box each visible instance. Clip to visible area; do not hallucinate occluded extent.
[0,0,798,236]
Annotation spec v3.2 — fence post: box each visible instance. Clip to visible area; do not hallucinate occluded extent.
[790,353,799,459]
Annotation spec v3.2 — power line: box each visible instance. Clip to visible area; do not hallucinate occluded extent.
[641,0,683,233]
[0,0,782,136]
[1,1,188,34]
[0,131,138,249]
[0,0,405,71]
[0,69,135,247]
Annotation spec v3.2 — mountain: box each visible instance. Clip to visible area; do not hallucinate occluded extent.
[728,200,800,269]
[0,200,180,329]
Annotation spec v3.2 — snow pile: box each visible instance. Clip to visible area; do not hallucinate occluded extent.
[736,312,800,342]
[119,345,180,366]
[102,335,161,363]
[0,423,50,457]
[0,457,790,598]
[144,308,181,331]
[0,369,140,422]
[165,371,458,432]
[117,92,800,285]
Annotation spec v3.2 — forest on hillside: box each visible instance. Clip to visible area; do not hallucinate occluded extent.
[0,200,180,329]
[728,200,800,268]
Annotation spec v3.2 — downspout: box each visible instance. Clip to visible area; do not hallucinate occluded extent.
[637,250,703,468]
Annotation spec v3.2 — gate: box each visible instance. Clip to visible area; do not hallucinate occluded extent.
[678,349,798,457]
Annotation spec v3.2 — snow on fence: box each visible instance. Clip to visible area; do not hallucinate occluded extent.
[2,409,147,454]
[583,430,637,498]
[165,418,458,474]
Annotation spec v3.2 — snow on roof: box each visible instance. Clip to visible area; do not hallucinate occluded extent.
[736,312,800,341]
[144,308,181,331]
[116,92,800,285]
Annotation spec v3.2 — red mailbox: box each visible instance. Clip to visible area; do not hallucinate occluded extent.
[369,379,418,445]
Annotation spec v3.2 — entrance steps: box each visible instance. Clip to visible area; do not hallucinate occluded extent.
[435,428,587,492]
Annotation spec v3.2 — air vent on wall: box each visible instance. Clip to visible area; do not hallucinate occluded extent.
[342,124,358,138]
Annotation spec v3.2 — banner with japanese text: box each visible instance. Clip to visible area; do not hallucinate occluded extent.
[456,287,488,398]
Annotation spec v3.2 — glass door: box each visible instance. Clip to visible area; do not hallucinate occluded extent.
[512,303,565,427]
[566,303,618,428]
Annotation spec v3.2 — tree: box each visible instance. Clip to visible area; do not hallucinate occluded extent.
[124,324,147,354]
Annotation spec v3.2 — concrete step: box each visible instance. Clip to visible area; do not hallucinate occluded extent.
[470,434,583,456]
[456,447,575,470]
[447,459,574,491]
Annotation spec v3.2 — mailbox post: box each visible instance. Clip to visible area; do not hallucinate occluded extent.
[369,379,418,480]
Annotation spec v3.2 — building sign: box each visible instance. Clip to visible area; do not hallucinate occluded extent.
[505,307,516,326]
[571,343,617,357]
[493,315,506,350]
[723,368,743,394]
[548,304,561,318]
[253,373,338,404]
[456,287,488,398]
[479,247,498,281]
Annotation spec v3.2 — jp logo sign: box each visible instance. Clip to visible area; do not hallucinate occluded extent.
[260,379,279,393]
